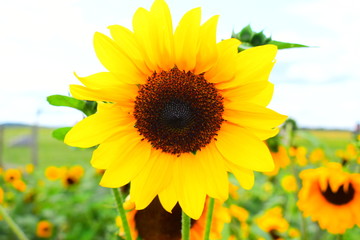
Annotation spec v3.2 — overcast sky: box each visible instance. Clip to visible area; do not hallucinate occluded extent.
[0,0,359,130]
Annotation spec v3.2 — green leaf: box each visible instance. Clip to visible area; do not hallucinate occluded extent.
[52,127,72,141]
[269,40,309,49]
[47,95,97,116]
[47,95,86,112]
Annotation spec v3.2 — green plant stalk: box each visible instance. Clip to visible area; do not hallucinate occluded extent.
[0,204,29,240]
[182,210,191,240]
[112,188,132,240]
[204,198,215,240]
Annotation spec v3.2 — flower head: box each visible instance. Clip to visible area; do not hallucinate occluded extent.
[297,163,360,234]
[45,166,63,181]
[4,168,22,183]
[256,207,289,238]
[281,175,298,193]
[65,0,286,219]
[0,187,4,204]
[36,220,53,238]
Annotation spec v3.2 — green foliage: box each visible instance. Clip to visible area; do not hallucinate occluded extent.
[232,25,308,51]
[52,127,72,141]
[47,95,97,117]
[47,95,97,142]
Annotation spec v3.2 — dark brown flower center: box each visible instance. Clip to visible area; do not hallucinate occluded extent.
[320,183,355,205]
[134,197,196,240]
[66,177,76,185]
[134,67,224,155]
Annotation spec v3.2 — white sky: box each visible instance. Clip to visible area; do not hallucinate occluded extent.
[0,0,359,130]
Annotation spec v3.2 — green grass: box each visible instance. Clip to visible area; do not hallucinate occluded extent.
[1,126,92,169]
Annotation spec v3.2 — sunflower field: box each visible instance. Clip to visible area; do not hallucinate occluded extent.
[1,121,359,240]
[1,0,360,239]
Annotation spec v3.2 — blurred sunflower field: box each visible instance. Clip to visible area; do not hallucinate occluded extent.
[1,121,359,240]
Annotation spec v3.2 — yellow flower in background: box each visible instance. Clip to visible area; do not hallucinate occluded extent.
[336,143,358,162]
[256,206,289,238]
[12,179,27,192]
[36,220,53,238]
[229,205,249,222]
[265,145,290,176]
[25,164,34,174]
[64,0,286,219]
[288,228,300,238]
[117,197,230,240]
[68,165,84,178]
[309,148,327,164]
[0,187,4,204]
[297,162,360,234]
[289,146,307,166]
[62,166,85,187]
[4,168,22,183]
[281,175,298,193]
[228,183,240,200]
[45,166,62,181]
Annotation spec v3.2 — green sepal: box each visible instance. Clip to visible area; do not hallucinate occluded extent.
[52,127,72,141]
[233,25,308,51]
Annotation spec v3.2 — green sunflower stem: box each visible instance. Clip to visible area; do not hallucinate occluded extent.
[204,198,215,240]
[182,210,191,240]
[0,204,29,240]
[111,188,132,240]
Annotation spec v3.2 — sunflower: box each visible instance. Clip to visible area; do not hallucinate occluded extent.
[264,145,290,176]
[281,175,298,193]
[64,0,286,219]
[36,220,53,238]
[0,187,3,204]
[4,168,22,183]
[116,197,229,240]
[61,166,84,187]
[297,162,360,234]
[45,166,62,181]
[255,206,289,239]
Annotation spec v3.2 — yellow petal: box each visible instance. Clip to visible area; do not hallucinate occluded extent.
[100,137,152,188]
[248,82,274,106]
[221,81,274,107]
[196,143,229,200]
[215,122,274,172]
[132,8,160,71]
[217,44,277,89]
[158,179,178,213]
[174,7,201,72]
[205,38,241,83]
[149,0,175,70]
[93,32,146,84]
[90,126,136,169]
[108,25,151,76]
[175,153,206,219]
[194,15,219,74]
[226,161,254,189]
[223,102,287,134]
[74,72,123,89]
[130,149,174,210]
[64,103,133,148]
[69,84,137,105]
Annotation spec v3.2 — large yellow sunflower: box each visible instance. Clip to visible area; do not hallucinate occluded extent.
[297,162,360,234]
[64,0,286,219]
